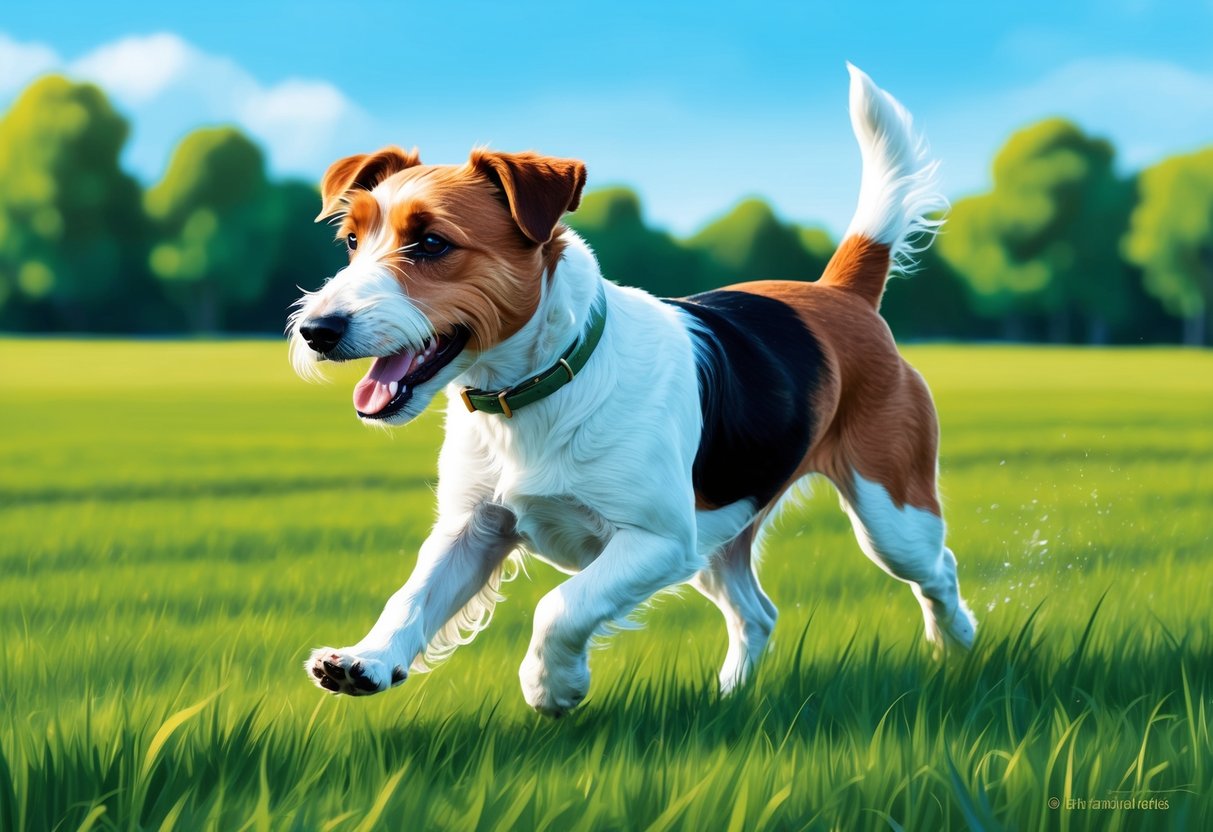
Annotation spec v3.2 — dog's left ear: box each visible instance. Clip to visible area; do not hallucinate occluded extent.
[471,150,587,244]
[315,146,423,221]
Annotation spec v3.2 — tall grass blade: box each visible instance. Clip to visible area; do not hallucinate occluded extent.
[352,765,408,832]
[142,688,224,780]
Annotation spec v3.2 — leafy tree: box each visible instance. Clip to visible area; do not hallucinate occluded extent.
[568,187,717,297]
[937,119,1135,342]
[226,181,347,333]
[146,127,280,332]
[0,75,149,331]
[881,237,986,341]
[1122,148,1213,346]
[687,198,832,283]
[798,226,836,269]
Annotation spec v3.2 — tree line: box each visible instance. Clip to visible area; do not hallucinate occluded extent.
[1,75,1210,344]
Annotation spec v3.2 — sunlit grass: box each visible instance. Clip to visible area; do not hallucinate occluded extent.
[1,340,1210,830]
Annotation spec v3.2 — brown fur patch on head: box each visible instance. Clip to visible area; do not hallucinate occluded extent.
[316,146,423,221]
[336,162,563,351]
[339,192,383,250]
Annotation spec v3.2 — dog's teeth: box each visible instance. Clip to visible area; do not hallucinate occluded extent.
[416,355,425,366]
[389,381,398,396]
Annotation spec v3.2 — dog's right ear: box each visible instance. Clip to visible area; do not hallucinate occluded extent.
[315,146,422,221]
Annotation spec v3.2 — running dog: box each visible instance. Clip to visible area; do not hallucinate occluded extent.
[289,64,977,716]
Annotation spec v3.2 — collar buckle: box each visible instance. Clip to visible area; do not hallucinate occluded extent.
[557,358,575,382]
[497,389,514,418]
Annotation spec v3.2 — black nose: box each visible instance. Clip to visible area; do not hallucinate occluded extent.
[299,315,348,353]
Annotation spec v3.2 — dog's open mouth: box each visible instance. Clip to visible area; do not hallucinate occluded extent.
[353,327,471,419]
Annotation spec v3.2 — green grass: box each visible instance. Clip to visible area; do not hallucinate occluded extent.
[1,340,1211,831]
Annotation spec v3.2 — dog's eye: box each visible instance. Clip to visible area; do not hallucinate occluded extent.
[346,233,358,251]
[416,233,452,258]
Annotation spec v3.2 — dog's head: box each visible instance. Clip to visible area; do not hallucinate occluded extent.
[289,147,586,425]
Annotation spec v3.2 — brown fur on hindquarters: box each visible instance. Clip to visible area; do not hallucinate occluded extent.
[732,236,944,518]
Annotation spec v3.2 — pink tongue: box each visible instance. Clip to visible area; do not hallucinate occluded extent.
[353,349,417,414]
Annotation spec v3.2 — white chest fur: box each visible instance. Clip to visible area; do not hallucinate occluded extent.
[509,494,616,574]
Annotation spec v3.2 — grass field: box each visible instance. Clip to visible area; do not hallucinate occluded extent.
[1,340,1211,831]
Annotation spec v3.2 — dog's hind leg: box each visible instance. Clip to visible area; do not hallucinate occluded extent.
[834,472,975,654]
[818,365,976,655]
[691,524,777,693]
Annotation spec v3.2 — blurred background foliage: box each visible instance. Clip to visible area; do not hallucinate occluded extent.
[1,75,1211,344]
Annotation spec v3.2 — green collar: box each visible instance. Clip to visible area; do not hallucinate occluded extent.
[459,285,608,418]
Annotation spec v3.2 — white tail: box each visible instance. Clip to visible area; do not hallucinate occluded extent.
[841,62,947,275]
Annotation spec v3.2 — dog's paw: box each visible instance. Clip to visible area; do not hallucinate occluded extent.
[306,648,407,696]
[924,601,978,658]
[519,651,589,718]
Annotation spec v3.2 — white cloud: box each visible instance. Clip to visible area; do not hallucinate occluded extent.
[0,32,59,95]
[240,78,368,172]
[69,33,197,103]
[68,32,366,177]
[928,57,1213,201]
[0,30,367,180]
[994,58,1213,166]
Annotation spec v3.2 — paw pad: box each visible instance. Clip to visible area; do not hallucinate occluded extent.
[307,650,401,697]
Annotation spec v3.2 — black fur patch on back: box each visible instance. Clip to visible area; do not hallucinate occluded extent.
[664,290,827,509]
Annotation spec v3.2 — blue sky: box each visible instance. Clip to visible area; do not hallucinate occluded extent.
[2,0,1212,235]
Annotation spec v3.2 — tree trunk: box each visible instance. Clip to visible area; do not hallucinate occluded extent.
[1182,312,1206,347]
[190,282,221,334]
[1002,314,1024,341]
[1087,315,1108,345]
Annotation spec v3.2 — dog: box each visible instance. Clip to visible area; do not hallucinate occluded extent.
[289,64,977,716]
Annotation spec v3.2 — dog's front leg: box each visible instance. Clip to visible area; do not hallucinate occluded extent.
[307,501,519,696]
[519,527,700,716]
